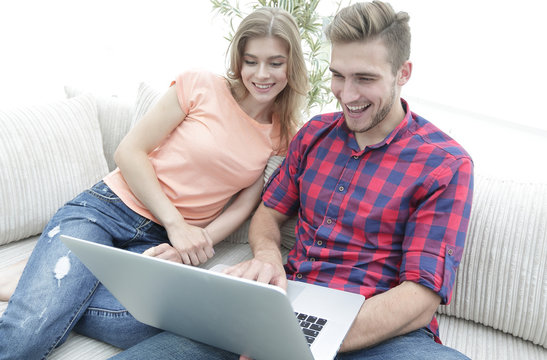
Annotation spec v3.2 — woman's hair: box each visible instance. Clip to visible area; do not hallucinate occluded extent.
[227,7,308,154]
[325,1,410,75]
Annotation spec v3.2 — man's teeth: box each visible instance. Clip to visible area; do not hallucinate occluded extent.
[255,83,273,89]
[347,104,369,112]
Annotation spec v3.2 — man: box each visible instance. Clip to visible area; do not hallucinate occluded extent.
[113,1,473,359]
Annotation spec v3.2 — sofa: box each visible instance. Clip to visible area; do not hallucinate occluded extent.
[1,82,545,360]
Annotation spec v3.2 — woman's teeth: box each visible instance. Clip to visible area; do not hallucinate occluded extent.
[255,83,273,89]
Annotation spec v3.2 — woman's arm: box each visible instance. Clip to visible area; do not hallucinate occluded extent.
[204,175,264,245]
[145,175,264,263]
[114,85,214,265]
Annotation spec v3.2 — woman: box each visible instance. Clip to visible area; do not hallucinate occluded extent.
[0,7,307,359]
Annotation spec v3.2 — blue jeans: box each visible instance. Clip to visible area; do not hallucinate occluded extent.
[110,328,470,360]
[0,181,165,359]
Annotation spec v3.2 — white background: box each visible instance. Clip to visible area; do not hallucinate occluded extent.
[1,0,545,179]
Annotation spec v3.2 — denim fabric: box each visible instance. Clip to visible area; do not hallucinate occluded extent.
[110,328,470,360]
[0,181,165,360]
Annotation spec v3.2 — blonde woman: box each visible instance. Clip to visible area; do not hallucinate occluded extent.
[0,7,307,359]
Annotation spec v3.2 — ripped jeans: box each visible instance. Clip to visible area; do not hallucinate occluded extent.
[0,181,165,359]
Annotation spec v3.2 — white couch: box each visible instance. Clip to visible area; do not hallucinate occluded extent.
[1,83,545,359]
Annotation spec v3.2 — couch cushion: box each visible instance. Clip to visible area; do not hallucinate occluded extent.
[48,333,121,359]
[437,175,547,348]
[0,95,108,246]
[65,86,134,171]
[131,82,162,128]
[437,314,547,360]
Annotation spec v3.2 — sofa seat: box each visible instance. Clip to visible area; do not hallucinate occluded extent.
[1,83,545,359]
[437,314,547,360]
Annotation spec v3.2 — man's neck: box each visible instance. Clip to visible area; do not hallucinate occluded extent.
[353,101,406,150]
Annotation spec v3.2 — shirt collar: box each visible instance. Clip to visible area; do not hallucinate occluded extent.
[336,98,413,153]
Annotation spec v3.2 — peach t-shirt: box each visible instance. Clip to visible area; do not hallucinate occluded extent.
[104,70,280,227]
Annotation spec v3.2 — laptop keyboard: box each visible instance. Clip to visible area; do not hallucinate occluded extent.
[295,312,328,346]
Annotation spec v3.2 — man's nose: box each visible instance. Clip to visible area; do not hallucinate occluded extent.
[340,80,359,104]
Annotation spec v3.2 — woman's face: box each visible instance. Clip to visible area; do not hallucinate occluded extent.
[240,36,289,107]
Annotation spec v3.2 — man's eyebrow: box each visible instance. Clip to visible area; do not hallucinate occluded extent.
[329,67,378,78]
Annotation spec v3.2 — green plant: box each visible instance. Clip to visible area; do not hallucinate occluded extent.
[211,0,347,114]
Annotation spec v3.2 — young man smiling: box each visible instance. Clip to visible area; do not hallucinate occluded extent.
[112,2,474,359]
[228,1,474,358]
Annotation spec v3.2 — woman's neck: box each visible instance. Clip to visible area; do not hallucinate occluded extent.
[238,95,275,125]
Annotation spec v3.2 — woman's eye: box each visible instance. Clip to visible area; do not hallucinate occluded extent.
[271,62,284,67]
[244,60,257,65]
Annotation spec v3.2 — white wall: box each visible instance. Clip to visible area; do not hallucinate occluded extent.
[1,0,545,180]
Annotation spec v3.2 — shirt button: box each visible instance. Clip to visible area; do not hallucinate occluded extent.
[296,273,303,279]
[326,218,333,225]
[309,257,315,261]
[353,155,359,160]
[447,248,454,256]
[338,186,345,192]
[317,240,323,246]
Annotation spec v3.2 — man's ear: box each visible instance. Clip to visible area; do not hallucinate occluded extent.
[397,61,412,86]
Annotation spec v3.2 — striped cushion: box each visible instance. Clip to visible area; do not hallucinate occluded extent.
[437,314,547,360]
[438,176,547,348]
[0,95,108,245]
[65,86,134,171]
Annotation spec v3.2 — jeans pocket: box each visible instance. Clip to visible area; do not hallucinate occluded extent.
[86,181,122,203]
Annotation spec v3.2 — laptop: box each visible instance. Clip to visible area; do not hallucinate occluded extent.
[60,235,365,360]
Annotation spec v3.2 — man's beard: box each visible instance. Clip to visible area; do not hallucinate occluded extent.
[353,83,397,134]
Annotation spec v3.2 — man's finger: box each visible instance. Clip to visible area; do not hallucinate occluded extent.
[224,261,249,277]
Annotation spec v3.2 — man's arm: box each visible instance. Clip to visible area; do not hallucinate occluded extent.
[225,203,289,289]
[339,281,441,352]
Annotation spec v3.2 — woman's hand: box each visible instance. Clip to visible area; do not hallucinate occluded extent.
[144,223,215,266]
[166,222,215,266]
[142,243,182,263]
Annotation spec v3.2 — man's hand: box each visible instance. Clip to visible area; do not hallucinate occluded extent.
[224,255,287,291]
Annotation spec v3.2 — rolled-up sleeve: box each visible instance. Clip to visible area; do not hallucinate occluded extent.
[400,157,474,304]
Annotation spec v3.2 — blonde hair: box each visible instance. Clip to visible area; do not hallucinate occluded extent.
[325,1,410,74]
[227,7,308,154]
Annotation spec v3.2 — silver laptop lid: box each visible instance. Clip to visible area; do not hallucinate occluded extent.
[61,235,315,359]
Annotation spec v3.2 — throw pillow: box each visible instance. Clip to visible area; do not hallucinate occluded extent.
[0,94,109,245]
[65,86,134,171]
[438,175,547,347]
[131,82,162,128]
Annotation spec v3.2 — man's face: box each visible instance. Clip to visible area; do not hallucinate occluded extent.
[330,39,407,138]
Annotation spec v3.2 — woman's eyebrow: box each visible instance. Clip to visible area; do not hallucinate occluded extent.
[243,53,287,60]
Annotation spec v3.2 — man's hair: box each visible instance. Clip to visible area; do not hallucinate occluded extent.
[227,7,308,154]
[325,1,411,74]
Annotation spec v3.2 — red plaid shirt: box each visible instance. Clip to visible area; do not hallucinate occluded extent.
[263,100,474,340]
